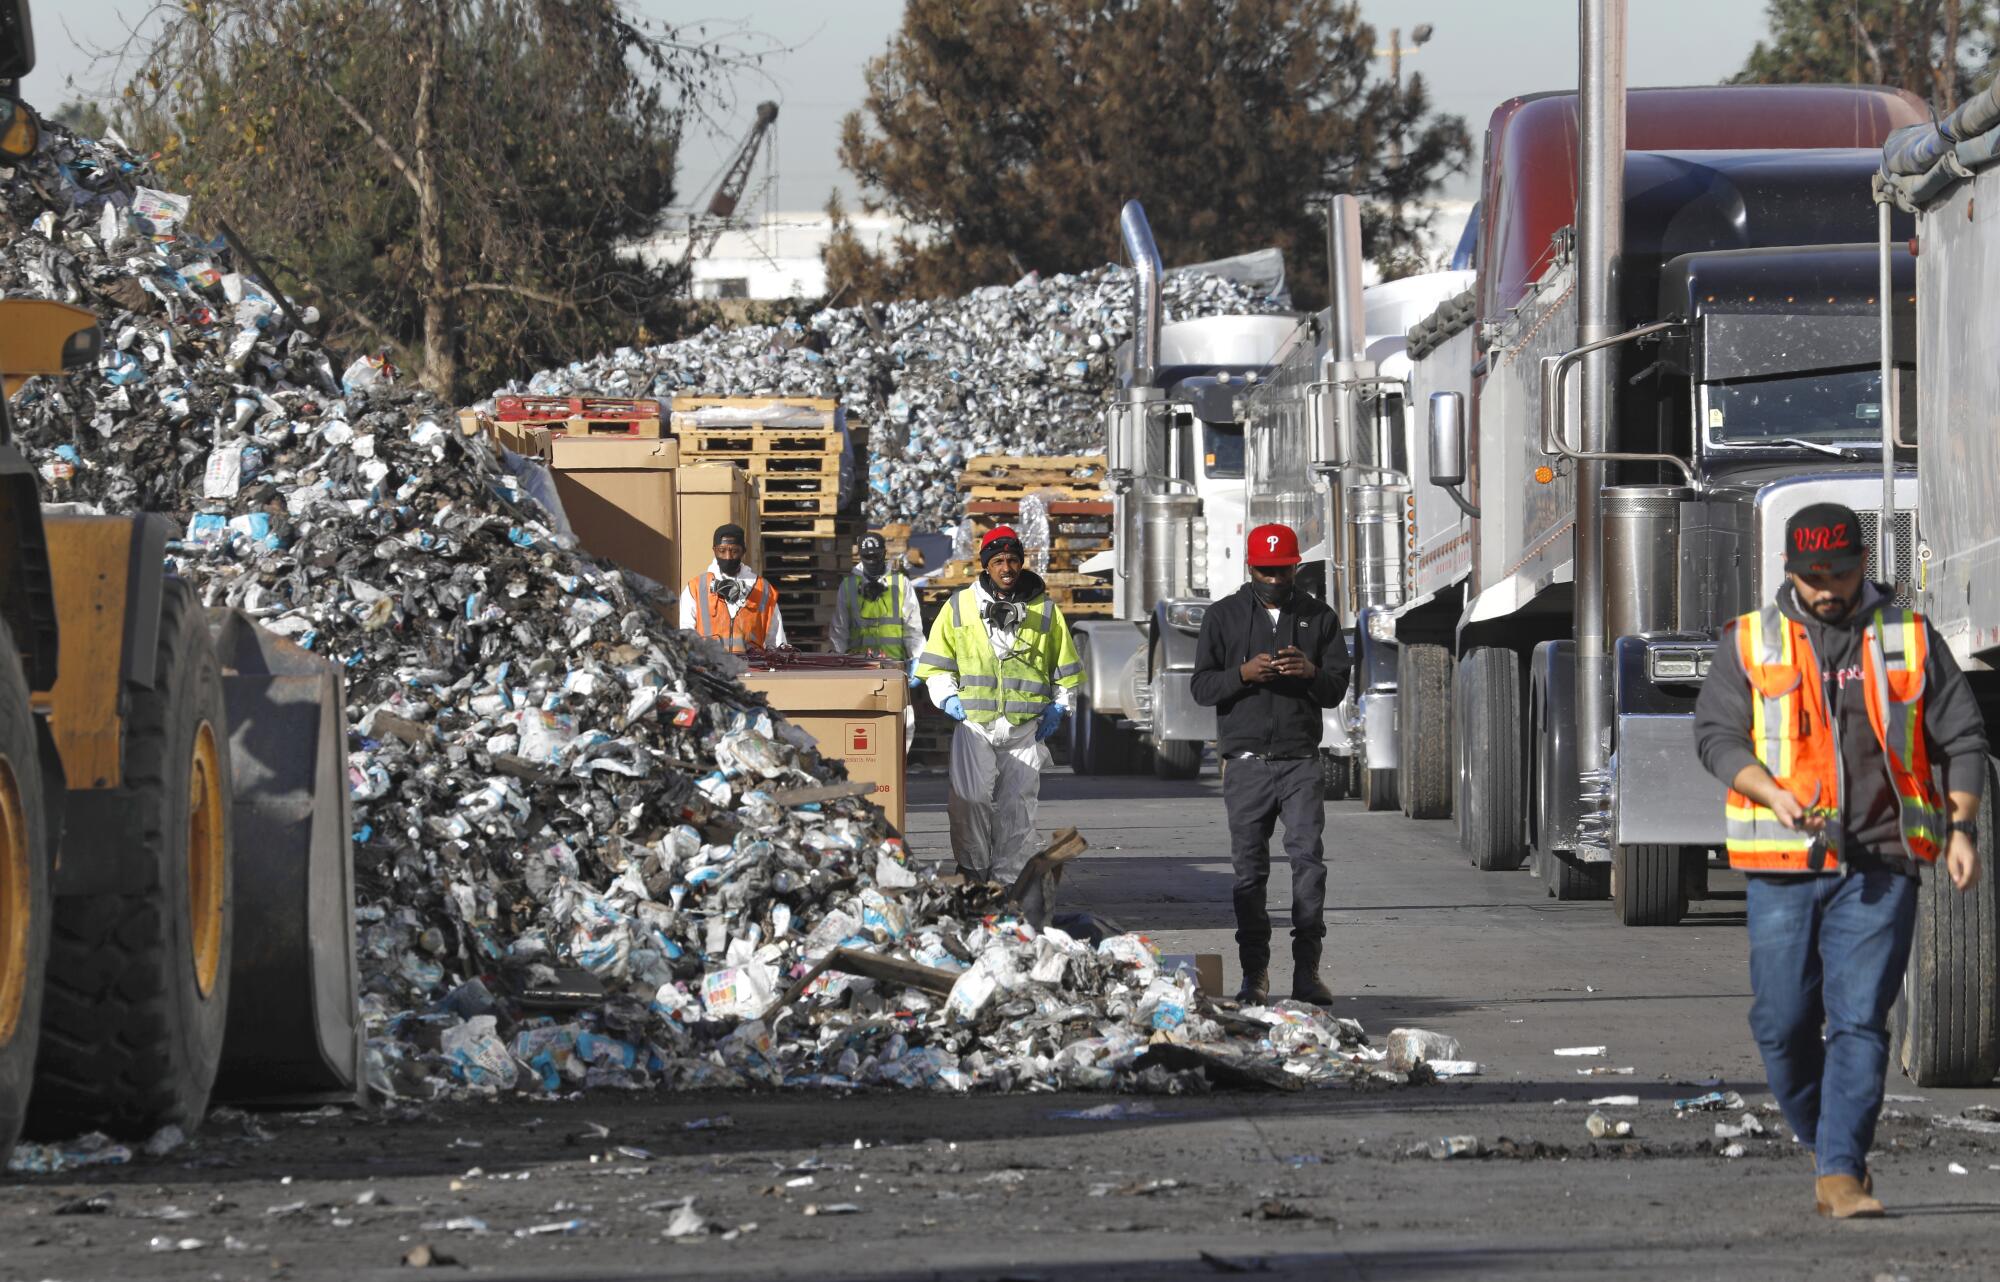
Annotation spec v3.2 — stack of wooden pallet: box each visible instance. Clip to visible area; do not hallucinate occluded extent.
[671,395,849,648]
[916,454,1113,623]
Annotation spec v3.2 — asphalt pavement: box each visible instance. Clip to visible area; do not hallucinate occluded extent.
[4,764,1999,1282]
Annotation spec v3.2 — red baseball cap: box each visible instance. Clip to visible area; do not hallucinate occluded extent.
[1246,523,1301,567]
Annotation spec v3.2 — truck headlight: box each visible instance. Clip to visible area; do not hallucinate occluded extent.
[1647,646,1713,683]
[1366,611,1397,643]
[1165,601,1208,632]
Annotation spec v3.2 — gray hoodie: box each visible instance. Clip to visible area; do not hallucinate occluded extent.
[1693,582,1987,868]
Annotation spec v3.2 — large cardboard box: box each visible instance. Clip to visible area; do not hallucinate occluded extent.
[547,436,679,589]
[676,463,761,592]
[739,667,907,831]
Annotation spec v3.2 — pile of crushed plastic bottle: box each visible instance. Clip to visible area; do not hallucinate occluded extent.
[502,268,1284,532]
[0,112,1435,1101]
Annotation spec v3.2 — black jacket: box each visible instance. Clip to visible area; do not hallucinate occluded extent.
[1191,584,1350,757]
[1693,582,1987,864]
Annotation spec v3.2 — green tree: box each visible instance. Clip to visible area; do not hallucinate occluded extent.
[1734,0,1998,110]
[50,99,111,139]
[125,0,758,399]
[829,0,1470,305]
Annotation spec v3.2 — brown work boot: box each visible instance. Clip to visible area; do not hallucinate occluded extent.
[1235,968,1269,1003]
[1814,1174,1885,1219]
[1291,936,1333,1006]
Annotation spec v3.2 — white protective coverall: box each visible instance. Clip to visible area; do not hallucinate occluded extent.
[923,577,1075,882]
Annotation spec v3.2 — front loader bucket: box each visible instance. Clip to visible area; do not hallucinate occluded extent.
[207,610,364,1106]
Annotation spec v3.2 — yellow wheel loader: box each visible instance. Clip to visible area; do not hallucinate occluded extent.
[0,0,360,1163]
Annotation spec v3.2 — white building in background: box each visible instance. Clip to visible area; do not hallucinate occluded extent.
[629,210,914,302]
[628,199,1474,303]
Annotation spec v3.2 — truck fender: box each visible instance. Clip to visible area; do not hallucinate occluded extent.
[1071,618,1146,719]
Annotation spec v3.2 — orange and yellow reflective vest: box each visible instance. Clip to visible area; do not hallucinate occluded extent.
[1724,603,1944,872]
[689,572,779,654]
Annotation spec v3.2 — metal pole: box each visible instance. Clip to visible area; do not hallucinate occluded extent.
[1576,0,1625,793]
[1877,199,1899,590]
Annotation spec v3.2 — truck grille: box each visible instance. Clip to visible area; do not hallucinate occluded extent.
[1856,509,1917,607]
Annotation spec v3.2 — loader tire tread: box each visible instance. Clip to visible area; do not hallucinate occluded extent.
[29,578,233,1139]
[0,613,51,1164]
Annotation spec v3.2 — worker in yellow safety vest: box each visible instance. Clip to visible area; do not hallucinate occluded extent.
[1694,503,1985,1219]
[915,526,1083,912]
[679,523,785,653]
[832,529,923,732]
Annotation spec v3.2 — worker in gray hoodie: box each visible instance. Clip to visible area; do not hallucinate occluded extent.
[1694,502,1985,1219]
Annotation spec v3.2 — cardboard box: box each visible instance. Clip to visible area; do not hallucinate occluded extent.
[1158,953,1225,998]
[739,667,907,831]
[675,463,761,592]
[547,436,679,588]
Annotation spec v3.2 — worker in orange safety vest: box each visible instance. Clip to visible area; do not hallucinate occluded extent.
[1694,502,1985,1219]
[679,523,785,653]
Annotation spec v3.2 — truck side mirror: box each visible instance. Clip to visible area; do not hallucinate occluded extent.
[1428,392,1466,487]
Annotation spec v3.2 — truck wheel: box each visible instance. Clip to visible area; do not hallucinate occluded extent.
[0,628,50,1165]
[1458,648,1527,871]
[1067,687,1103,774]
[1550,853,1611,901]
[1398,644,1453,820]
[1891,755,2000,1087]
[1320,753,1352,801]
[1613,844,1687,926]
[1152,737,1202,780]
[31,579,234,1138]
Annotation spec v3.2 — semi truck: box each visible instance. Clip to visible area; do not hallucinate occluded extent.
[1267,17,1926,927]
[1235,213,1474,808]
[1065,203,1296,779]
[1355,86,1929,867]
[1875,71,2000,1085]
[0,0,359,1161]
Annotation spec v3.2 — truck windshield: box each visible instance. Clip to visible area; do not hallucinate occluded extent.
[1205,422,1245,478]
[1702,366,1913,448]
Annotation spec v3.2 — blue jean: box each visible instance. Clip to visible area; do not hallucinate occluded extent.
[1745,869,1919,1179]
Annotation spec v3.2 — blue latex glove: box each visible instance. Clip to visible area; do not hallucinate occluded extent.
[1035,702,1065,741]
[942,694,967,722]
[907,658,922,688]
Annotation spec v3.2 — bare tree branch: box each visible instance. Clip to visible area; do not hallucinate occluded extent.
[319,77,424,202]
[454,281,570,308]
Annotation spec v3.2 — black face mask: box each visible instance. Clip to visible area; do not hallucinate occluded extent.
[715,556,743,579]
[860,556,888,586]
[1251,577,1295,608]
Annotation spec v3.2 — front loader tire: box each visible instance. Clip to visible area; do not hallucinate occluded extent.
[0,619,50,1164]
[30,579,234,1138]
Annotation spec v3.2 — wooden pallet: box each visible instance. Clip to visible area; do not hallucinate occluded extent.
[683,429,840,456]
[758,473,838,498]
[760,516,840,537]
[961,454,1106,484]
[761,494,840,516]
[966,482,1105,503]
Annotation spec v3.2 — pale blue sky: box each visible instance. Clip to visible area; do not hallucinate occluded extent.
[32,1,1774,208]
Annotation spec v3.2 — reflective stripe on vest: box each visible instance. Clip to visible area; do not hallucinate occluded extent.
[845,571,910,658]
[689,572,778,654]
[1723,603,1944,871]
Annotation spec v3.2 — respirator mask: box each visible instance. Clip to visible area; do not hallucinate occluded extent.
[982,599,1025,631]
[710,576,747,606]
